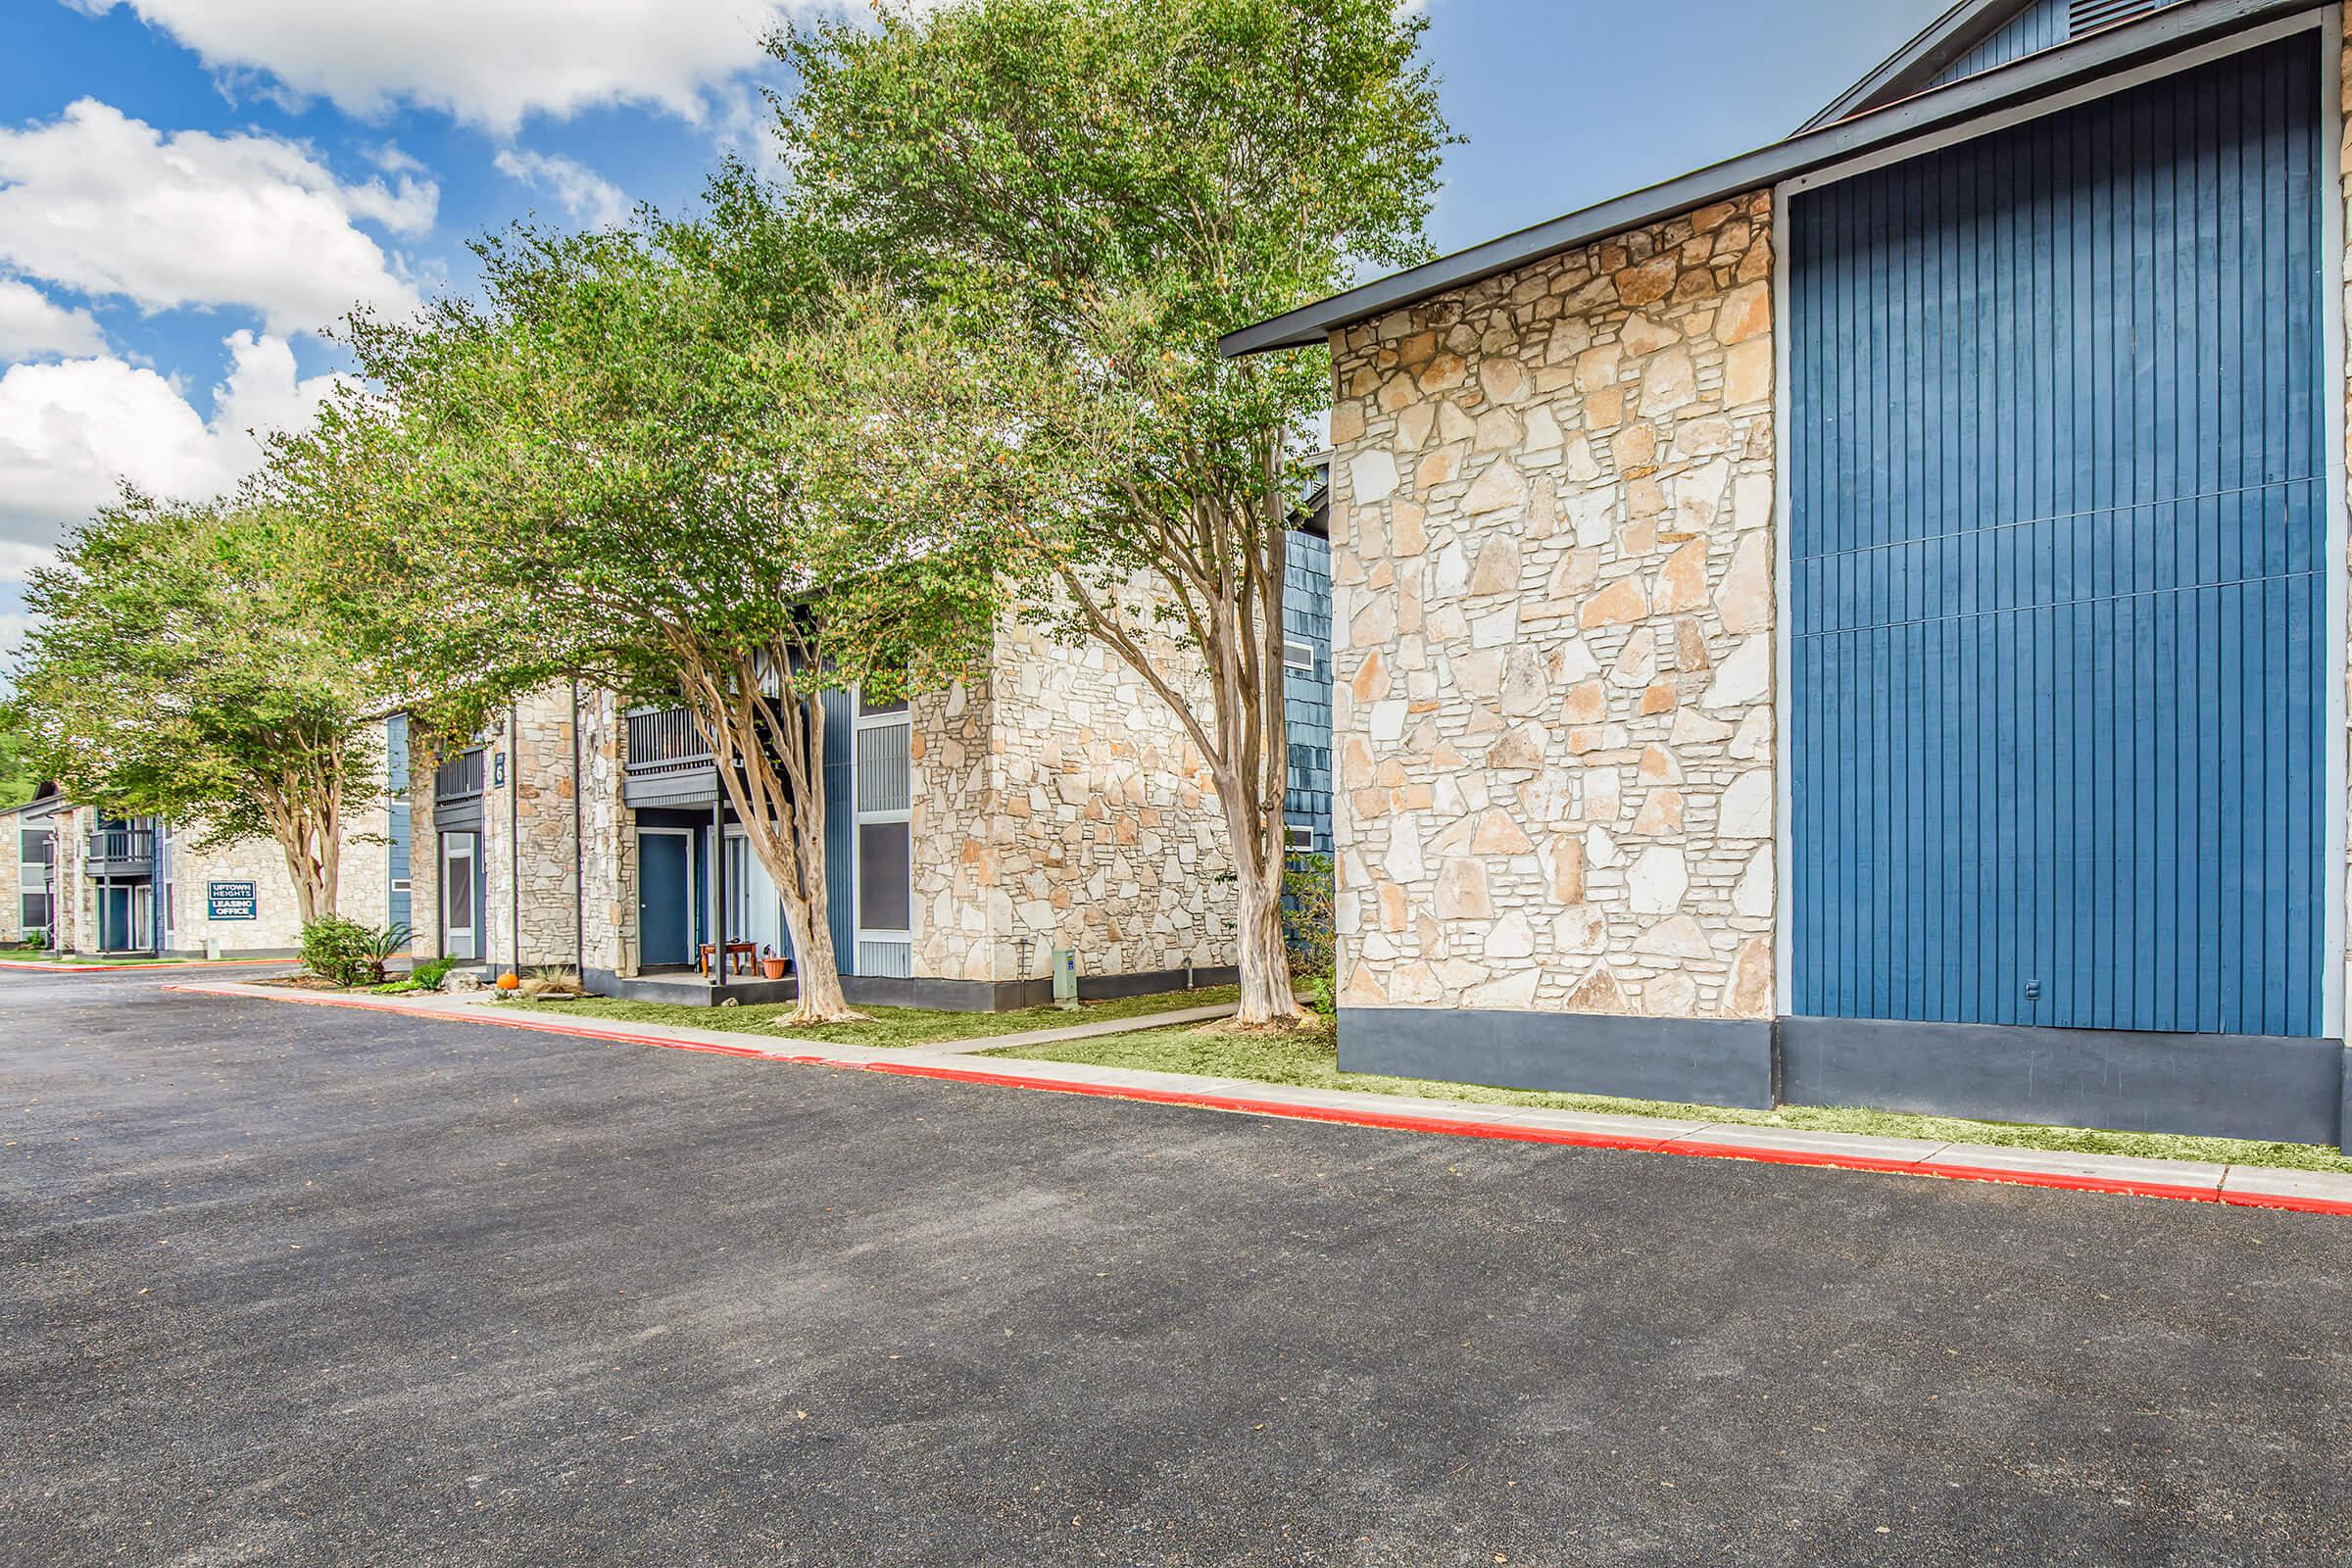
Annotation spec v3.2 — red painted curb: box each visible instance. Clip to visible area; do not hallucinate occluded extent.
[3,956,301,973]
[159,983,2352,1219]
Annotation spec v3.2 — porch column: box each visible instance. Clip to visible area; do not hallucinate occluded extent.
[710,795,726,1001]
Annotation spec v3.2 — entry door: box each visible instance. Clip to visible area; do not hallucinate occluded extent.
[98,885,135,953]
[638,832,694,967]
[1787,37,2328,1038]
[441,833,478,961]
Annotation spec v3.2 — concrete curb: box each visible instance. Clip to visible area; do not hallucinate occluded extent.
[161,980,2352,1218]
[2,956,301,974]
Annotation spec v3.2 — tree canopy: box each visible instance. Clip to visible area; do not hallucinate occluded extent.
[768,0,1452,1022]
[5,495,386,923]
[272,203,1071,1018]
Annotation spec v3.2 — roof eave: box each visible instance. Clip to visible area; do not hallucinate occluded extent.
[1222,0,2310,358]
[1795,0,2034,134]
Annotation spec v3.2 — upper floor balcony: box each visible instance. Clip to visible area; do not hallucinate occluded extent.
[84,826,156,875]
[625,707,713,778]
[623,706,718,808]
[433,748,485,804]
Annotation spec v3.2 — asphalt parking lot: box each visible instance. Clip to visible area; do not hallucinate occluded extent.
[6,968,2352,1566]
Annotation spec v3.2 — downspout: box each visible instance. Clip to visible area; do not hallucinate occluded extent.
[570,678,584,979]
[510,698,521,978]
[710,790,727,1002]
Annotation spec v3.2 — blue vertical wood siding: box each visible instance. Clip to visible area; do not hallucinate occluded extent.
[1788,37,2327,1038]
[386,715,413,932]
[1927,1,2184,94]
[820,688,858,972]
[1929,0,2077,90]
[1284,528,1334,854]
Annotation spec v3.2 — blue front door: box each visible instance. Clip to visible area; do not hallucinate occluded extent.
[638,833,693,967]
[98,885,136,953]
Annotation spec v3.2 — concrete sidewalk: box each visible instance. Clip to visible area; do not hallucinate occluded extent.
[164,979,2352,1217]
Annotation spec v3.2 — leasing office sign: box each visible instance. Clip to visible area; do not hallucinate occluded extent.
[206,881,258,920]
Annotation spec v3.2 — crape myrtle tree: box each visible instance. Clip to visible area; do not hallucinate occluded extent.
[7,495,384,923]
[274,207,1060,1024]
[771,0,1450,1025]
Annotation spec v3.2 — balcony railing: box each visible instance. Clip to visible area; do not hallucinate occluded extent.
[626,707,713,777]
[86,827,156,865]
[434,748,485,803]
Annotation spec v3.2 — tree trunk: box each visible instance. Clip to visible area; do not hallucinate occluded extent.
[1053,508,1309,1027]
[1229,825,1299,1026]
[683,650,865,1025]
[261,777,336,928]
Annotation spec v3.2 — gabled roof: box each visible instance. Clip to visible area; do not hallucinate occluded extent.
[1220,0,2294,358]
[1800,0,2185,132]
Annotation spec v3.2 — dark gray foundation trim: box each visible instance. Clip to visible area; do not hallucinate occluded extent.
[1780,1016,2347,1149]
[153,946,301,960]
[582,964,1241,1013]
[1339,1007,1777,1110]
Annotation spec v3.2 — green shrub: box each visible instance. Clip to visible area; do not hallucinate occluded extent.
[300,917,376,986]
[1282,853,1336,1016]
[359,923,414,984]
[409,955,459,991]
[1300,971,1336,1018]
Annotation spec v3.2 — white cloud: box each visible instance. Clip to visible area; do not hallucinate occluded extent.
[494,149,633,229]
[0,279,107,360]
[0,331,345,568]
[0,544,60,585]
[0,100,433,337]
[71,0,830,134]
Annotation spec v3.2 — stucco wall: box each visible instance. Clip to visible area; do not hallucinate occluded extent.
[1327,190,1778,1021]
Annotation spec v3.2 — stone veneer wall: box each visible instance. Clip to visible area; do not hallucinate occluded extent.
[477,685,584,974]
[162,788,393,956]
[576,687,634,977]
[1327,190,1778,1021]
[909,674,997,981]
[409,782,441,960]
[909,608,1241,986]
[0,823,22,942]
[49,806,87,952]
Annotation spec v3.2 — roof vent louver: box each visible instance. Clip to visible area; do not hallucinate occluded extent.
[2069,0,2159,37]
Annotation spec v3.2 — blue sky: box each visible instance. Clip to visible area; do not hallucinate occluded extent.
[0,0,1943,669]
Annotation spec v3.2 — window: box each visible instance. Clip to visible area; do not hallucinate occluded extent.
[21,828,52,865]
[1286,822,1316,852]
[1283,637,1316,672]
[854,687,912,943]
[21,893,50,930]
[857,822,911,932]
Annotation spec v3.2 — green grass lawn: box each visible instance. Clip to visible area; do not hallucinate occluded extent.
[511,984,1239,1052]
[989,1020,2352,1177]
[0,950,189,965]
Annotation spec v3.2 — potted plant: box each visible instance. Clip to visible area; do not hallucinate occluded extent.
[760,947,788,981]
